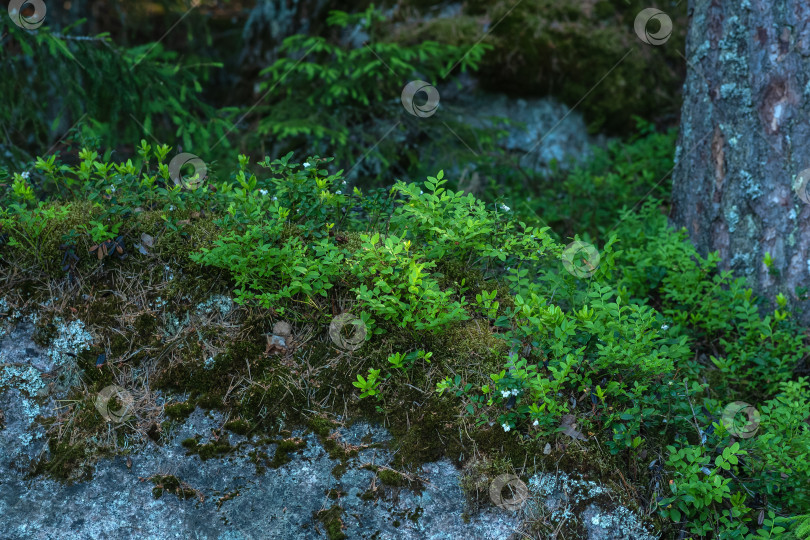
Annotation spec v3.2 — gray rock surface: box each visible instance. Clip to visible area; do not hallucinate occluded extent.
[342,86,602,191]
[527,471,658,540]
[0,306,656,540]
[446,92,606,179]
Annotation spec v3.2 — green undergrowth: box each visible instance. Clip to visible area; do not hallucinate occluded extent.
[0,13,234,172]
[1,138,808,539]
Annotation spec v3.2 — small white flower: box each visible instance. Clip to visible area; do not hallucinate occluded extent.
[533,419,539,427]
[661,324,670,330]
[21,171,30,179]
[272,196,278,201]
[110,185,116,193]
[304,162,311,168]
[510,389,520,397]
[259,189,268,196]
[500,203,511,212]
[502,423,511,432]
[336,190,342,195]
[501,390,511,398]
[169,205,175,211]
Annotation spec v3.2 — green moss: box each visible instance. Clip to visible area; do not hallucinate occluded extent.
[199,439,232,460]
[181,438,199,449]
[224,418,252,435]
[134,313,158,338]
[30,390,137,483]
[269,437,306,468]
[307,415,336,438]
[322,438,347,460]
[148,214,223,278]
[165,401,196,421]
[441,318,508,361]
[196,393,225,410]
[108,332,129,358]
[81,293,124,332]
[377,468,406,487]
[74,348,113,386]
[459,456,516,512]
[318,431,363,480]
[154,338,268,420]
[248,449,270,475]
[33,439,90,482]
[313,505,347,540]
[181,436,232,461]
[8,201,99,278]
[385,395,460,467]
[360,463,413,490]
[331,462,349,479]
[150,475,197,500]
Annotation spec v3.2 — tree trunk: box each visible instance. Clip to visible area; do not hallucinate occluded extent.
[670,0,810,325]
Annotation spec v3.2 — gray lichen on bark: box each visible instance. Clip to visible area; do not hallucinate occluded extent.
[671,0,810,324]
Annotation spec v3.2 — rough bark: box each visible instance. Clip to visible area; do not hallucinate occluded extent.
[671,0,810,325]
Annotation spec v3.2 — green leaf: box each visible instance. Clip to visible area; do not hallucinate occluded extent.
[670,508,681,523]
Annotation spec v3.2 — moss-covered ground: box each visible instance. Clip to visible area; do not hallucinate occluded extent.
[3,138,807,539]
[0,208,655,540]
